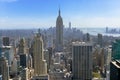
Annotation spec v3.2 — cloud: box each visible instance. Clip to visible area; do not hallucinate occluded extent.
[0,0,18,2]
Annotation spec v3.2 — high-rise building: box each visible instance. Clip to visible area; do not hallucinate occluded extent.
[20,68,29,80]
[55,8,63,52]
[49,72,66,80]
[31,75,48,80]
[69,22,71,29]
[97,33,103,47]
[112,39,120,60]
[0,75,2,80]
[44,47,53,73]
[2,37,9,46]
[105,46,111,80]
[72,42,93,80]
[18,38,26,55]
[0,55,9,80]
[19,51,31,69]
[33,30,47,76]
[29,42,35,69]
[20,54,27,68]
[1,46,14,66]
[106,27,108,33]
[84,33,90,42]
[110,60,120,80]
[10,57,17,75]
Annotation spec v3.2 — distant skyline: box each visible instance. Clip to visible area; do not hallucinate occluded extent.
[0,0,120,29]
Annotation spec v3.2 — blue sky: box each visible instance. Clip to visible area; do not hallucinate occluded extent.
[0,0,120,29]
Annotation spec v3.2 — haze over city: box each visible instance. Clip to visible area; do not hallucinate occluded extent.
[0,0,120,29]
[1,0,120,80]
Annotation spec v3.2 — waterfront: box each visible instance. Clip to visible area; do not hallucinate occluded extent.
[80,28,120,37]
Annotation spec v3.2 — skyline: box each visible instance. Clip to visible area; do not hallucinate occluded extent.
[0,0,120,29]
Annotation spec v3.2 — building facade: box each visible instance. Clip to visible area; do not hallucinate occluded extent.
[18,38,26,55]
[55,9,64,52]
[72,42,93,80]
[0,75,2,80]
[0,56,9,80]
[33,31,47,76]
[110,60,120,80]
[2,37,9,46]
[112,39,120,60]
[97,33,103,47]
[1,46,14,67]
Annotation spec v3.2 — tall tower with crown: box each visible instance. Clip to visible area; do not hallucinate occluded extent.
[55,8,63,52]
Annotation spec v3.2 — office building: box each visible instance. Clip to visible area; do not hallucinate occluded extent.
[48,47,52,70]
[0,75,2,80]
[110,60,120,80]
[1,46,14,66]
[55,8,64,52]
[112,39,120,60]
[10,57,17,75]
[0,55,9,80]
[72,42,93,80]
[20,68,29,80]
[31,75,48,80]
[20,54,27,68]
[106,27,108,33]
[44,47,53,73]
[33,30,47,76]
[49,72,66,80]
[69,22,71,29]
[18,38,26,55]
[2,37,9,46]
[97,33,103,47]
[84,33,90,42]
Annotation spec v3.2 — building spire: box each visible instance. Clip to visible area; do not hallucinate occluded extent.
[59,6,61,16]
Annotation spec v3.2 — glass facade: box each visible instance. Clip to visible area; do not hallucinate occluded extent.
[112,39,120,60]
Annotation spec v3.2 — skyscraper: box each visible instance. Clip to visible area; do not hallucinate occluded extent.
[56,8,63,52]
[97,33,103,47]
[17,38,28,69]
[1,46,14,67]
[72,42,93,80]
[0,55,9,80]
[18,38,26,55]
[84,33,90,42]
[112,39,120,60]
[110,60,120,80]
[33,30,47,76]
[69,22,71,29]
[2,37,9,46]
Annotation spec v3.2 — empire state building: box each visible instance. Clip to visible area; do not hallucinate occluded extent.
[55,9,63,52]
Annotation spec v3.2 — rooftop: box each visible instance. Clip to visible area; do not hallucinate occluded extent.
[0,46,12,49]
[111,60,120,68]
[72,41,92,46]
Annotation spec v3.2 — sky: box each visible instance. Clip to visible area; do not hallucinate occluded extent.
[0,0,120,29]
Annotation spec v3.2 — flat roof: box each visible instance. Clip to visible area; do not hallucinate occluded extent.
[111,60,120,68]
[1,46,12,48]
[72,41,92,46]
